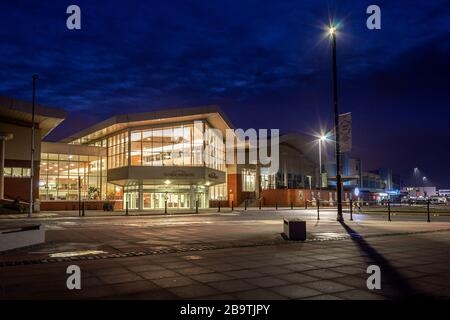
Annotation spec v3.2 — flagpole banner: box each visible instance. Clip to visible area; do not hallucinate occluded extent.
[339,112,352,153]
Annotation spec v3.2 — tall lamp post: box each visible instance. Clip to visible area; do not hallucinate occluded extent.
[329,26,343,222]
[422,176,427,197]
[29,74,38,218]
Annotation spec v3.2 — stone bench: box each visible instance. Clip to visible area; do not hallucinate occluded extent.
[0,224,45,252]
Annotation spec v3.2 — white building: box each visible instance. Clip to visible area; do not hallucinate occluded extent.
[402,186,437,198]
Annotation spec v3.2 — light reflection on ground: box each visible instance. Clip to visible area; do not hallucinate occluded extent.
[49,250,107,258]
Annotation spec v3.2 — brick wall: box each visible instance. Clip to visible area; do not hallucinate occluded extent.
[261,188,353,206]
[40,200,122,211]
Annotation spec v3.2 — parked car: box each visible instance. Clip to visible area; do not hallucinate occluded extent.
[415,197,428,205]
[401,196,416,204]
[430,196,447,204]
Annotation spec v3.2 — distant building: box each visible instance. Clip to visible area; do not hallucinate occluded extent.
[362,171,385,190]
[402,186,437,197]
[378,168,393,190]
[325,153,361,188]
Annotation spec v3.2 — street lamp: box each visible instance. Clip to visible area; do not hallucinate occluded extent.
[422,176,428,197]
[29,74,38,218]
[328,24,344,222]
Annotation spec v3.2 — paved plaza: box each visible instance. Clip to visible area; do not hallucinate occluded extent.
[1,209,450,299]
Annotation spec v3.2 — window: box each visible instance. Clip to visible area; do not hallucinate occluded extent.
[128,121,225,171]
[193,122,204,165]
[205,123,225,171]
[130,131,142,165]
[162,127,174,166]
[172,126,184,166]
[4,167,30,177]
[242,168,256,192]
[39,153,106,201]
[107,132,129,169]
[183,124,192,165]
[260,167,276,190]
[209,183,227,200]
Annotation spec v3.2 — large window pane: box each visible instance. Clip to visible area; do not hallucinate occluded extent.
[183,125,192,166]
[163,127,173,166]
[131,130,142,166]
[193,121,203,165]
[173,126,184,166]
[142,129,153,166]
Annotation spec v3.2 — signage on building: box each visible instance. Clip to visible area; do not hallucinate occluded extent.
[164,170,195,178]
[208,172,219,180]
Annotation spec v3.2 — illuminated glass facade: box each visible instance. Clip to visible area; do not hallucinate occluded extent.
[108,132,128,169]
[39,152,112,201]
[39,110,232,210]
[128,121,225,171]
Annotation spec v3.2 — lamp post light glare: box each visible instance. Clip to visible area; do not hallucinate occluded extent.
[328,26,336,36]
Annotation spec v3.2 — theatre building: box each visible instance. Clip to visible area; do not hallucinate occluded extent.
[40,106,230,210]
[2,96,352,212]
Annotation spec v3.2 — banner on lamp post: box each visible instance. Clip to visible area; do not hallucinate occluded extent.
[339,112,352,153]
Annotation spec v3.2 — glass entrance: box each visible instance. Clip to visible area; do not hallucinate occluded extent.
[143,192,191,209]
[124,188,139,209]
[126,184,208,210]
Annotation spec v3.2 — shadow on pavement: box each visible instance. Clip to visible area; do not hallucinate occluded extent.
[339,220,435,299]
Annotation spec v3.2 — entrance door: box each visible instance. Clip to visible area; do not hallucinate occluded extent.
[124,191,139,209]
[143,193,152,209]
[140,191,202,209]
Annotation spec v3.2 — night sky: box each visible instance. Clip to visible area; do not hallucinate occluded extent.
[1,1,450,187]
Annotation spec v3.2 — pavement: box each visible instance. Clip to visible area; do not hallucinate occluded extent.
[1,209,450,299]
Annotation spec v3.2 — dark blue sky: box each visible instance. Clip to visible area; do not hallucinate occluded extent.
[1,0,450,187]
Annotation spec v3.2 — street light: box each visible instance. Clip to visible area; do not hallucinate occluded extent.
[29,74,38,218]
[328,24,344,222]
[422,176,427,197]
[328,26,336,36]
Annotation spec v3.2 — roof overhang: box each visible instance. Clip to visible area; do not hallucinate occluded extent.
[61,105,233,144]
[0,96,66,138]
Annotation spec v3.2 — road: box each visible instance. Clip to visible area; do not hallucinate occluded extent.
[1,208,450,299]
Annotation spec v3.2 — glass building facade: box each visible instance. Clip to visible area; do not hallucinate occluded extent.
[39,152,111,201]
[38,109,234,210]
[123,121,225,171]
